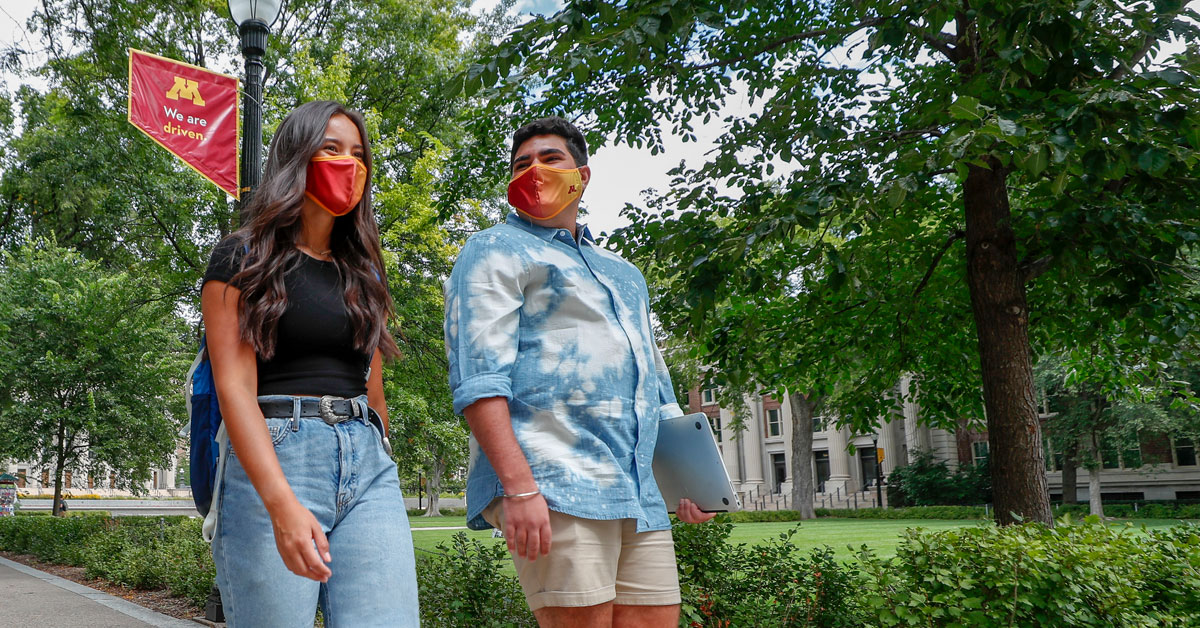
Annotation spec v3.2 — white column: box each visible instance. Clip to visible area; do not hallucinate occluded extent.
[825,425,854,494]
[901,376,931,460]
[877,419,901,476]
[742,401,765,487]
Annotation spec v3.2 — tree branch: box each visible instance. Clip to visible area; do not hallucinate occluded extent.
[1109,6,1189,80]
[689,17,888,71]
[1021,254,1055,284]
[912,230,965,298]
[148,207,200,271]
[908,23,960,61]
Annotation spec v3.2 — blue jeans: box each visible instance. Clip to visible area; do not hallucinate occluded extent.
[212,395,419,627]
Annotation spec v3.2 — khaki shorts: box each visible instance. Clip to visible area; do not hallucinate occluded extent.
[482,500,681,611]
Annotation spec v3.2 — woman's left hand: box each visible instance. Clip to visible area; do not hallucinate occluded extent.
[676,498,717,524]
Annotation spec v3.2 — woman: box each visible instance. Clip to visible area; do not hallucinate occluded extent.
[201,100,419,627]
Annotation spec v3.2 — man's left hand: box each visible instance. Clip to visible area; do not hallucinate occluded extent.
[676,498,717,524]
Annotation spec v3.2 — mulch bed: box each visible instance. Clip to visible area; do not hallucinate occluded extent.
[0,550,203,621]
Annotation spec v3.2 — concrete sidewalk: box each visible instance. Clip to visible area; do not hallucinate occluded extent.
[0,556,196,627]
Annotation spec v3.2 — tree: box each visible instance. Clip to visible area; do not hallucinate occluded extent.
[378,140,474,515]
[464,0,1200,523]
[0,239,186,514]
[1038,338,1200,516]
[0,0,516,493]
[1,0,514,296]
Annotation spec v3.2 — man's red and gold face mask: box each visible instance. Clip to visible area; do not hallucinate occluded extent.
[507,164,583,220]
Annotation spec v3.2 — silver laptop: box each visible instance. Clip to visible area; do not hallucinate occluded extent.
[654,413,742,513]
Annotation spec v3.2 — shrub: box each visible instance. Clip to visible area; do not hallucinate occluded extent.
[0,512,109,564]
[406,507,467,517]
[857,516,1200,626]
[1054,501,1200,521]
[416,532,534,627]
[814,506,989,520]
[727,509,807,522]
[674,515,867,626]
[79,516,191,590]
[887,450,991,506]
[161,518,217,607]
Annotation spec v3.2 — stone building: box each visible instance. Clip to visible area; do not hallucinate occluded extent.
[686,378,1200,509]
[3,446,188,498]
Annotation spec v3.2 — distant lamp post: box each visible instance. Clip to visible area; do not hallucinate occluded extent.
[228,0,284,214]
[872,436,884,508]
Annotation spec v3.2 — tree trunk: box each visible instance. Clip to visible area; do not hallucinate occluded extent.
[954,418,973,466]
[1061,440,1079,504]
[1087,430,1105,517]
[423,458,444,517]
[963,159,1052,525]
[787,392,817,519]
[52,418,67,516]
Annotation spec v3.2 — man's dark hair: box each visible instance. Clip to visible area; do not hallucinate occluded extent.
[511,116,589,168]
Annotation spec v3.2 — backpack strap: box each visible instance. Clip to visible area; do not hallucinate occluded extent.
[179,336,209,437]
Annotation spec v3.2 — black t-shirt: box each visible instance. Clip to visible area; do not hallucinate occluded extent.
[202,236,370,398]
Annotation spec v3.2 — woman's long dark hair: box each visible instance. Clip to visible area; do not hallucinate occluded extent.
[229,100,400,361]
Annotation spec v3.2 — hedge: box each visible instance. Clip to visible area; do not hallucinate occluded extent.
[4,513,1200,626]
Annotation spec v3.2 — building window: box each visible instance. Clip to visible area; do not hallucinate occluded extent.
[64,471,72,488]
[771,453,786,494]
[702,388,717,405]
[1122,444,1143,469]
[972,441,989,466]
[813,451,830,492]
[1043,440,1059,471]
[812,415,823,432]
[41,470,49,487]
[766,408,782,438]
[1175,439,1197,467]
[708,414,722,443]
[16,468,26,488]
[88,474,95,489]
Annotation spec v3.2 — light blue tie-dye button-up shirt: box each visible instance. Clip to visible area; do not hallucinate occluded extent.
[444,212,684,532]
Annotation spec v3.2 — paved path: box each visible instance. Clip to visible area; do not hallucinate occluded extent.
[0,556,196,628]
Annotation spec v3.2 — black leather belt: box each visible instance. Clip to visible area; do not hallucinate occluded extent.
[258,396,361,424]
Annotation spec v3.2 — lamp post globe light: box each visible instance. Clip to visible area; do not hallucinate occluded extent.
[229,0,284,213]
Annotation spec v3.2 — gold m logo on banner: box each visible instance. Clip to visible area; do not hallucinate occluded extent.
[166,77,205,106]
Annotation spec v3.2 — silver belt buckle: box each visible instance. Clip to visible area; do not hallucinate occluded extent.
[318,396,341,424]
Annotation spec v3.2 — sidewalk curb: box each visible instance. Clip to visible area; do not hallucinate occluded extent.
[0,556,197,627]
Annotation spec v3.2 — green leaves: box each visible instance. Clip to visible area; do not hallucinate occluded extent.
[1018,144,1050,177]
[1136,147,1170,175]
[949,96,984,121]
[0,239,186,490]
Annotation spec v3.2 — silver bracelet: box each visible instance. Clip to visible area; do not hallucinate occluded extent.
[502,490,541,499]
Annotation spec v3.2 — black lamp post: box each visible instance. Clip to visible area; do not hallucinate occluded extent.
[872,436,884,508]
[203,3,284,622]
[229,0,283,216]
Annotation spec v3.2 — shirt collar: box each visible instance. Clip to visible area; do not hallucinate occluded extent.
[505,211,594,245]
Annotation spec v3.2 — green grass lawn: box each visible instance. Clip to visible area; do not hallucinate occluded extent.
[407,516,1197,562]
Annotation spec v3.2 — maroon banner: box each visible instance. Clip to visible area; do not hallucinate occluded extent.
[128,48,240,198]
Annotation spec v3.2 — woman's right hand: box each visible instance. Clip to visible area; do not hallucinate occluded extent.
[269,499,332,582]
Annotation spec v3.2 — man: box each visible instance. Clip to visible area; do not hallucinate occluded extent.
[444,116,714,627]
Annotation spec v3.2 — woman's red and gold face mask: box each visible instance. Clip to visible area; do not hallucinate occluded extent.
[507,164,583,220]
[306,155,367,216]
